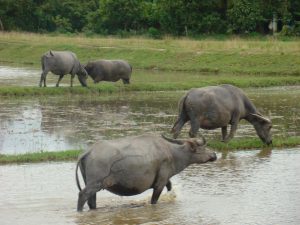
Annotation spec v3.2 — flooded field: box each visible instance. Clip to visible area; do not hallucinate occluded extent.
[0,86,299,154]
[1,65,300,225]
[0,65,82,87]
[1,148,300,225]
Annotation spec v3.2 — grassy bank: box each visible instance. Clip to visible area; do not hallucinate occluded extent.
[0,74,300,96]
[1,136,299,164]
[0,32,300,75]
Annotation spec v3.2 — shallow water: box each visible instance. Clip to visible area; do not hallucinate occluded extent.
[0,87,299,154]
[1,148,300,225]
[0,65,299,154]
[0,65,81,87]
[1,66,300,224]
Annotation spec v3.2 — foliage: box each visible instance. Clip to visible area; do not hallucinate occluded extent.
[227,0,263,33]
[147,27,162,39]
[0,0,299,36]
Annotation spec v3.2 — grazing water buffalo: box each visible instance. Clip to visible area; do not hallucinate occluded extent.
[172,84,272,144]
[76,134,216,211]
[39,50,88,87]
[84,60,132,84]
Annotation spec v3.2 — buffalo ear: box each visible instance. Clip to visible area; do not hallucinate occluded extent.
[186,140,198,152]
[50,50,54,56]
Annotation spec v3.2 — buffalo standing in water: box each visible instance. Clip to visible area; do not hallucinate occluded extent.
[76,134,217,211]
[172,84,272,144]
[40,50,88,87]
[84,60,132,84]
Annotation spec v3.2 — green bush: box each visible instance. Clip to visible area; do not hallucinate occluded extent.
[148,27,162,39]
[280,25,294,36]
[198,13,227,34]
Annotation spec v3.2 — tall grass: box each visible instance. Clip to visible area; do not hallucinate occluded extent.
[0,32,299,75]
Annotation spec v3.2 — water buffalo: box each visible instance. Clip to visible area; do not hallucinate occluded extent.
[172,84,272,144]
[84,60,132,84]
[76,134,217,211]
[39,50,88,87]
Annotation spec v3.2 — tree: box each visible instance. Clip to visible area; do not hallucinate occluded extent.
[157,0,226,35]
[97,0,144,33]
[0,18,3,30]
[227,0,262,33]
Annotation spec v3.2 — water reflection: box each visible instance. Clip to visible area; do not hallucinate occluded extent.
[0,65,83,87]
[0,65,39,86]
[1,149,299,225]
[0,86,299,154]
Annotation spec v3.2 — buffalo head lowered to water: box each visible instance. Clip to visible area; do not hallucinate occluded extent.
[39,50,88,87]
[171,84,272,145]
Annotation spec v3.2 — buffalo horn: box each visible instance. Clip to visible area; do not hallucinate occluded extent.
[250,113,271,123]
[161,134,184,145]
[196,136,206,146]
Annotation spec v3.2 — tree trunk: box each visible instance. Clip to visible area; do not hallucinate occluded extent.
[0,18,4,31]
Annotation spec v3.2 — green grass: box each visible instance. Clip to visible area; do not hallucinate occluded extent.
[0,32,299,95]
[0,32,299,75]
[209,136,300,151]
[0,74,300,96]
[1,136,299,164]
[0,150,81,164]
[0,84,118,96]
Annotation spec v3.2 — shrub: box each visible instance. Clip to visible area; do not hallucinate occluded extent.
[148,27,162,39]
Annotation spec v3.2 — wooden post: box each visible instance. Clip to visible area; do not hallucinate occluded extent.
[0,18,4,31]
[185,25,188,36]
[272,13,277,34]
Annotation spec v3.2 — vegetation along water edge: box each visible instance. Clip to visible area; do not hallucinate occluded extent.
[0,33,299,160]
[0,136,299,164]
[0,32,300,95]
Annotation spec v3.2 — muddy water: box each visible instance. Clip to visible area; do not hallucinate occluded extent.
[0,65,83,87]
[0,87,299,154]
[1,148,300,225]
[0,65,299,154]
[1,66,300,224]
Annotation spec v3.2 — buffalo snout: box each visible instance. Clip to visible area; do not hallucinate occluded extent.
[209,152,217,162]
[266,140,272,145]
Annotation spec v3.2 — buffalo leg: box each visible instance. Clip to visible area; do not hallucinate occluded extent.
[39,71,48,87]
[87,193,96,210]
[224,114,239,142]
[189,116,200,138]
[77,184,102,211]
[172,117,188,139]
[70,74,75,87]
[56,75,64,87]
[122,78,130,84]
[166,180,172,191]
[151,164,169,204]
[221,126,228,142]
[151,186,164,204]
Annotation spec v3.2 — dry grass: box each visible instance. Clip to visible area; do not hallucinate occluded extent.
[2,31,300,54]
